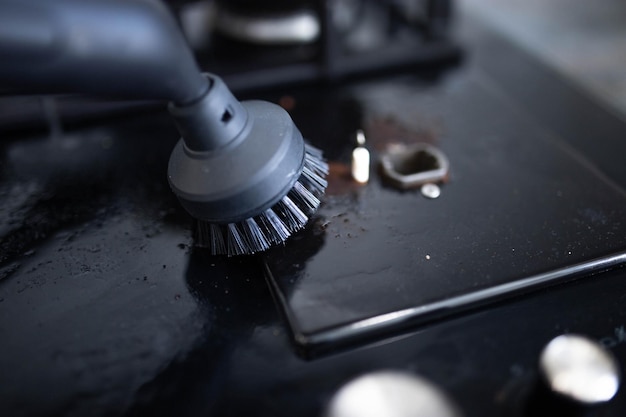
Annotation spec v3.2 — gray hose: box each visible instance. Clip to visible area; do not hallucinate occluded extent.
[0,0,208,104]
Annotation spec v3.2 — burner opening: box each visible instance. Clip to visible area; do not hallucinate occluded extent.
[380,144,449,189]
[392,150,440,175]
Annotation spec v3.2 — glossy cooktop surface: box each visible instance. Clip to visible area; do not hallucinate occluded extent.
[1,18,626,417]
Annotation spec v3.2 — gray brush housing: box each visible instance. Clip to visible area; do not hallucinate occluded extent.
[168,75,306,223]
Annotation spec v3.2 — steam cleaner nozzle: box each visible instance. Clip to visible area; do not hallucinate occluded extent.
[167,75,328,256]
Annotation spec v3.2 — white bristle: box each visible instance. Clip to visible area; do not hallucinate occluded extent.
[304,143,324,159]
[305,154,329,175]
[304,160,327,181]
[301,166,327,196]
[276,195,308,232]
[259,208,291,243]
[209,224,227,256]
[291,181,320,213]
[194,144,328,255]
[227,223,247,256]
[242,218,270,253]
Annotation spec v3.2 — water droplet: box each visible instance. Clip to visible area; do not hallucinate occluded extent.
[421,183,441,199]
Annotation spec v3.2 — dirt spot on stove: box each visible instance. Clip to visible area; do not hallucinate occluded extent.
[325,162,361,196]
[365,117,440,152]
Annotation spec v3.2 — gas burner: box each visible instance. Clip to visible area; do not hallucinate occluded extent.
[212,0,320,45]
[184,0,460,91]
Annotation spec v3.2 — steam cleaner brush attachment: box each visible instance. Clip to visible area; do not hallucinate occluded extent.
[0,0,327,256]
[167,75,328,256]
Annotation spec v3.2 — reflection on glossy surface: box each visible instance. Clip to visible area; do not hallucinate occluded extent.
[327,371,462,417]
[127,252,274,416]
[540,334,620,404]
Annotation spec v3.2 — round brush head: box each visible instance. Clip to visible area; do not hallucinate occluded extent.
[167,75,328,256]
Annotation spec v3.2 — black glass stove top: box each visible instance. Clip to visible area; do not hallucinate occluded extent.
[1,17,626,417]
[264,69,626,351]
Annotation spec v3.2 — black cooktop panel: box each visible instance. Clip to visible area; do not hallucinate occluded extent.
[2,18,626,417]
[264,69,626,348]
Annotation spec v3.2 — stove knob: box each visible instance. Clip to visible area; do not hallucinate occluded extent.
[326,371,463,417]
[526,334,621,416]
